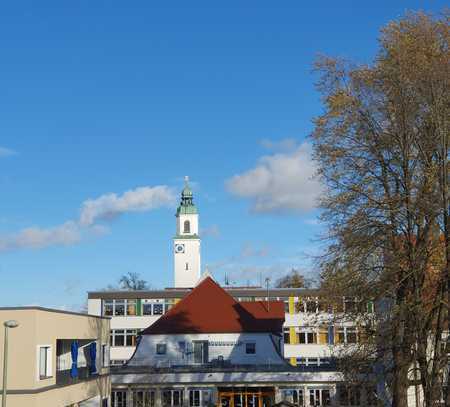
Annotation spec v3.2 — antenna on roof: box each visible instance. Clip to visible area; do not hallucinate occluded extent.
[265,277,271,312]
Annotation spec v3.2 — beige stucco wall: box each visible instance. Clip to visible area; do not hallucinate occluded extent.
[3,375,110,407]
[0,308,110,406]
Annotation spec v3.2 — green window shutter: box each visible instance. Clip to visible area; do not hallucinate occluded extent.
[367,301,374,314]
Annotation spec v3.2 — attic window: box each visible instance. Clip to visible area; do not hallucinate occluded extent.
[245,342,256,354]
[156,343,167,355]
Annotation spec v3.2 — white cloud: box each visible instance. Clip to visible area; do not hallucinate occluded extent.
[79,185,176,226]
[0,221,81,252]
[226,141,323,214]
[0,184,175,252]
[0,146,17,157]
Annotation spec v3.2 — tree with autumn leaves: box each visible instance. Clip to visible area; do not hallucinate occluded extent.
[312,11,449,407]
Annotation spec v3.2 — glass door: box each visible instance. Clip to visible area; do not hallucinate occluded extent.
[193,341,208,364]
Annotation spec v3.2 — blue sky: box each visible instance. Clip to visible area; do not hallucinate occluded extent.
[0,1,446,310]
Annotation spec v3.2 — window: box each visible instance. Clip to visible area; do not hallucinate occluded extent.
[189,390,200,407]
[185,262,189,270]
[283,328,290,344]
[309,389,331,406]
[103,299,138,316]
[110,330,138,347]
[143,303,153,315]
[345,297,359,313]
[153,304,164,315]
[38,345,52,379]
[127,300,137,316]
[245,342,256,354]
[281,389,304,406]
[336,327,358,345]
[112,390,128,407]
[178,341,186,356]
[156,343,167,355]
[306,299,317,313]
[165,299,175,312]
[162,390,183,407]
[184,220,190,233]
[298,329,317,344]
[142,301,166,316]
[102,398,109,407]
[104,300,114,316]
[115,300,125,316]
[102,344,109,367]
[347,329,357,344]
[133,390,155,407]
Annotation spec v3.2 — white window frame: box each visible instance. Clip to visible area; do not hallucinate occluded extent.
[102,344,109,367]
[162,389,184,407]
[297,328,318,344]
[110,329,138,347]
[308,388,331,406]
[36,345,52,380]
[281,389,304,406]
[103,299,137,316]
[133,389,156,407]
[112,390,128,407]
[189,389,201,407]
[337,327,358,345]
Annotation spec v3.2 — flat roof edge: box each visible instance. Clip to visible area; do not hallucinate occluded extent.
[0,306,110,320]
[88,287,321,299]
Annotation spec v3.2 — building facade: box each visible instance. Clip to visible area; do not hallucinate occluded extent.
[87,182,370,368]
[110,278,377,407]
[86,181,377,406]
[0,307,111,407]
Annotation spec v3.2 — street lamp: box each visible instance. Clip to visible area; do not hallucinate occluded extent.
[2,320,19,407]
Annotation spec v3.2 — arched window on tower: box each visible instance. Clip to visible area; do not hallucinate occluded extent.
[184,220,190,234]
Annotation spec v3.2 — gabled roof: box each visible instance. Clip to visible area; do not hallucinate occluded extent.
[141,277,284,335]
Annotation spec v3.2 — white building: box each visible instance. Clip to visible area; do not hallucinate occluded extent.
[87,180,378,406]
[110,277,378,407]
[88,180,364,367]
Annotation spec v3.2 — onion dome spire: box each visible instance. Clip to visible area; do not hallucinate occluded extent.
[177,176,197,215]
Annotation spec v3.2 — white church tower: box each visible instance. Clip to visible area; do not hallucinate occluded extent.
[173,176,201,287]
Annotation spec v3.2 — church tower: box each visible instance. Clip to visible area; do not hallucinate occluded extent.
[173,176,201,287]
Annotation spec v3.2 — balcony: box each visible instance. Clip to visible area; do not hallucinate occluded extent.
[56,339,102,386]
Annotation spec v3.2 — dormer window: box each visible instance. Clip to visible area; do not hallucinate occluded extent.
[245,342,256,354]
[156,343,167,355]
[184,220,190,233]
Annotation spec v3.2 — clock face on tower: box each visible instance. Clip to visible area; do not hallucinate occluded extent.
[174,244,185,254]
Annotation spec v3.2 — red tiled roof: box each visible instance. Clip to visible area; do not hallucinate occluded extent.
[141,277,284,335]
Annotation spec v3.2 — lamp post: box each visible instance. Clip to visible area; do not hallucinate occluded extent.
[2,320,19,407]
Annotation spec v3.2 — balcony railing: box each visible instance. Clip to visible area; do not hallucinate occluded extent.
[56,367,94,386]
[110,361,338,374]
